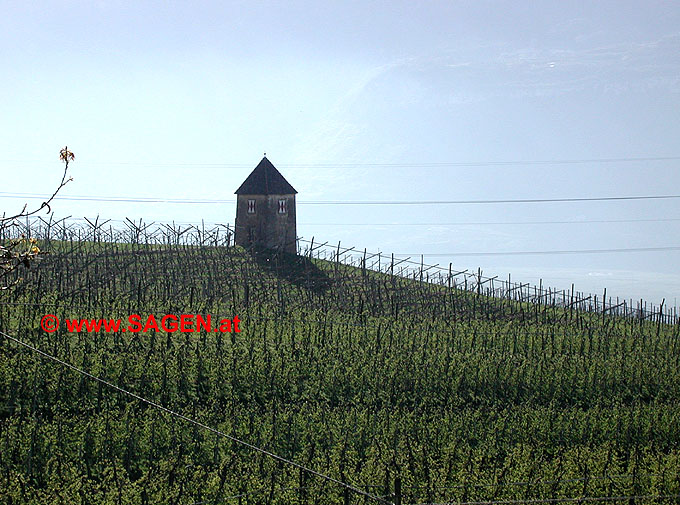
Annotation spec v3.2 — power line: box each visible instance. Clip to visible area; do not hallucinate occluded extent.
[299,195,680,205]
[0,330,391,505]
[0,193,224,204]
[2,192,680,206]
[300,218,680,226]
[2,155,680,167]
[14,215,680,227]
[399,246,680,257]
[288,156,680,167]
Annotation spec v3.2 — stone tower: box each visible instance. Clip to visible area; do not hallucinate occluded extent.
[234,156,297,254]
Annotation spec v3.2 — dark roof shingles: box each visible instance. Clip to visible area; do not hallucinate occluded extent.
[235,157,297,195]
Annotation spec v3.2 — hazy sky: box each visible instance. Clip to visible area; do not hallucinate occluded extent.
[2,1,679,305]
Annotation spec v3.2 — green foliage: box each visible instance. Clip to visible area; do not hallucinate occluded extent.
[0,239,679,503]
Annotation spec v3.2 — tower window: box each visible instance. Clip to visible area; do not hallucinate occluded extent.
[278,199,287,214]
[247,199,256,214]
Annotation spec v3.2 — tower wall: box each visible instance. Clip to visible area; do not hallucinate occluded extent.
[234,194,297,254]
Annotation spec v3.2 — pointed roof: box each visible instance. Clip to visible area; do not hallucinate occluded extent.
[235,157,297,195]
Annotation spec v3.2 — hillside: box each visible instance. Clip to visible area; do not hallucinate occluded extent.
[0,234,679,504]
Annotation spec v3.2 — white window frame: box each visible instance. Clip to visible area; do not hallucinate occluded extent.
[278,199,287,214]
[247,199,256,214]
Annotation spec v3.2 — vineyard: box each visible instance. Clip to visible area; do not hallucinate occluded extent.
[0,218,679,504]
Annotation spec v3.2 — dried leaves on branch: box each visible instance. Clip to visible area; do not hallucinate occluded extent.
[0,146,73,289]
